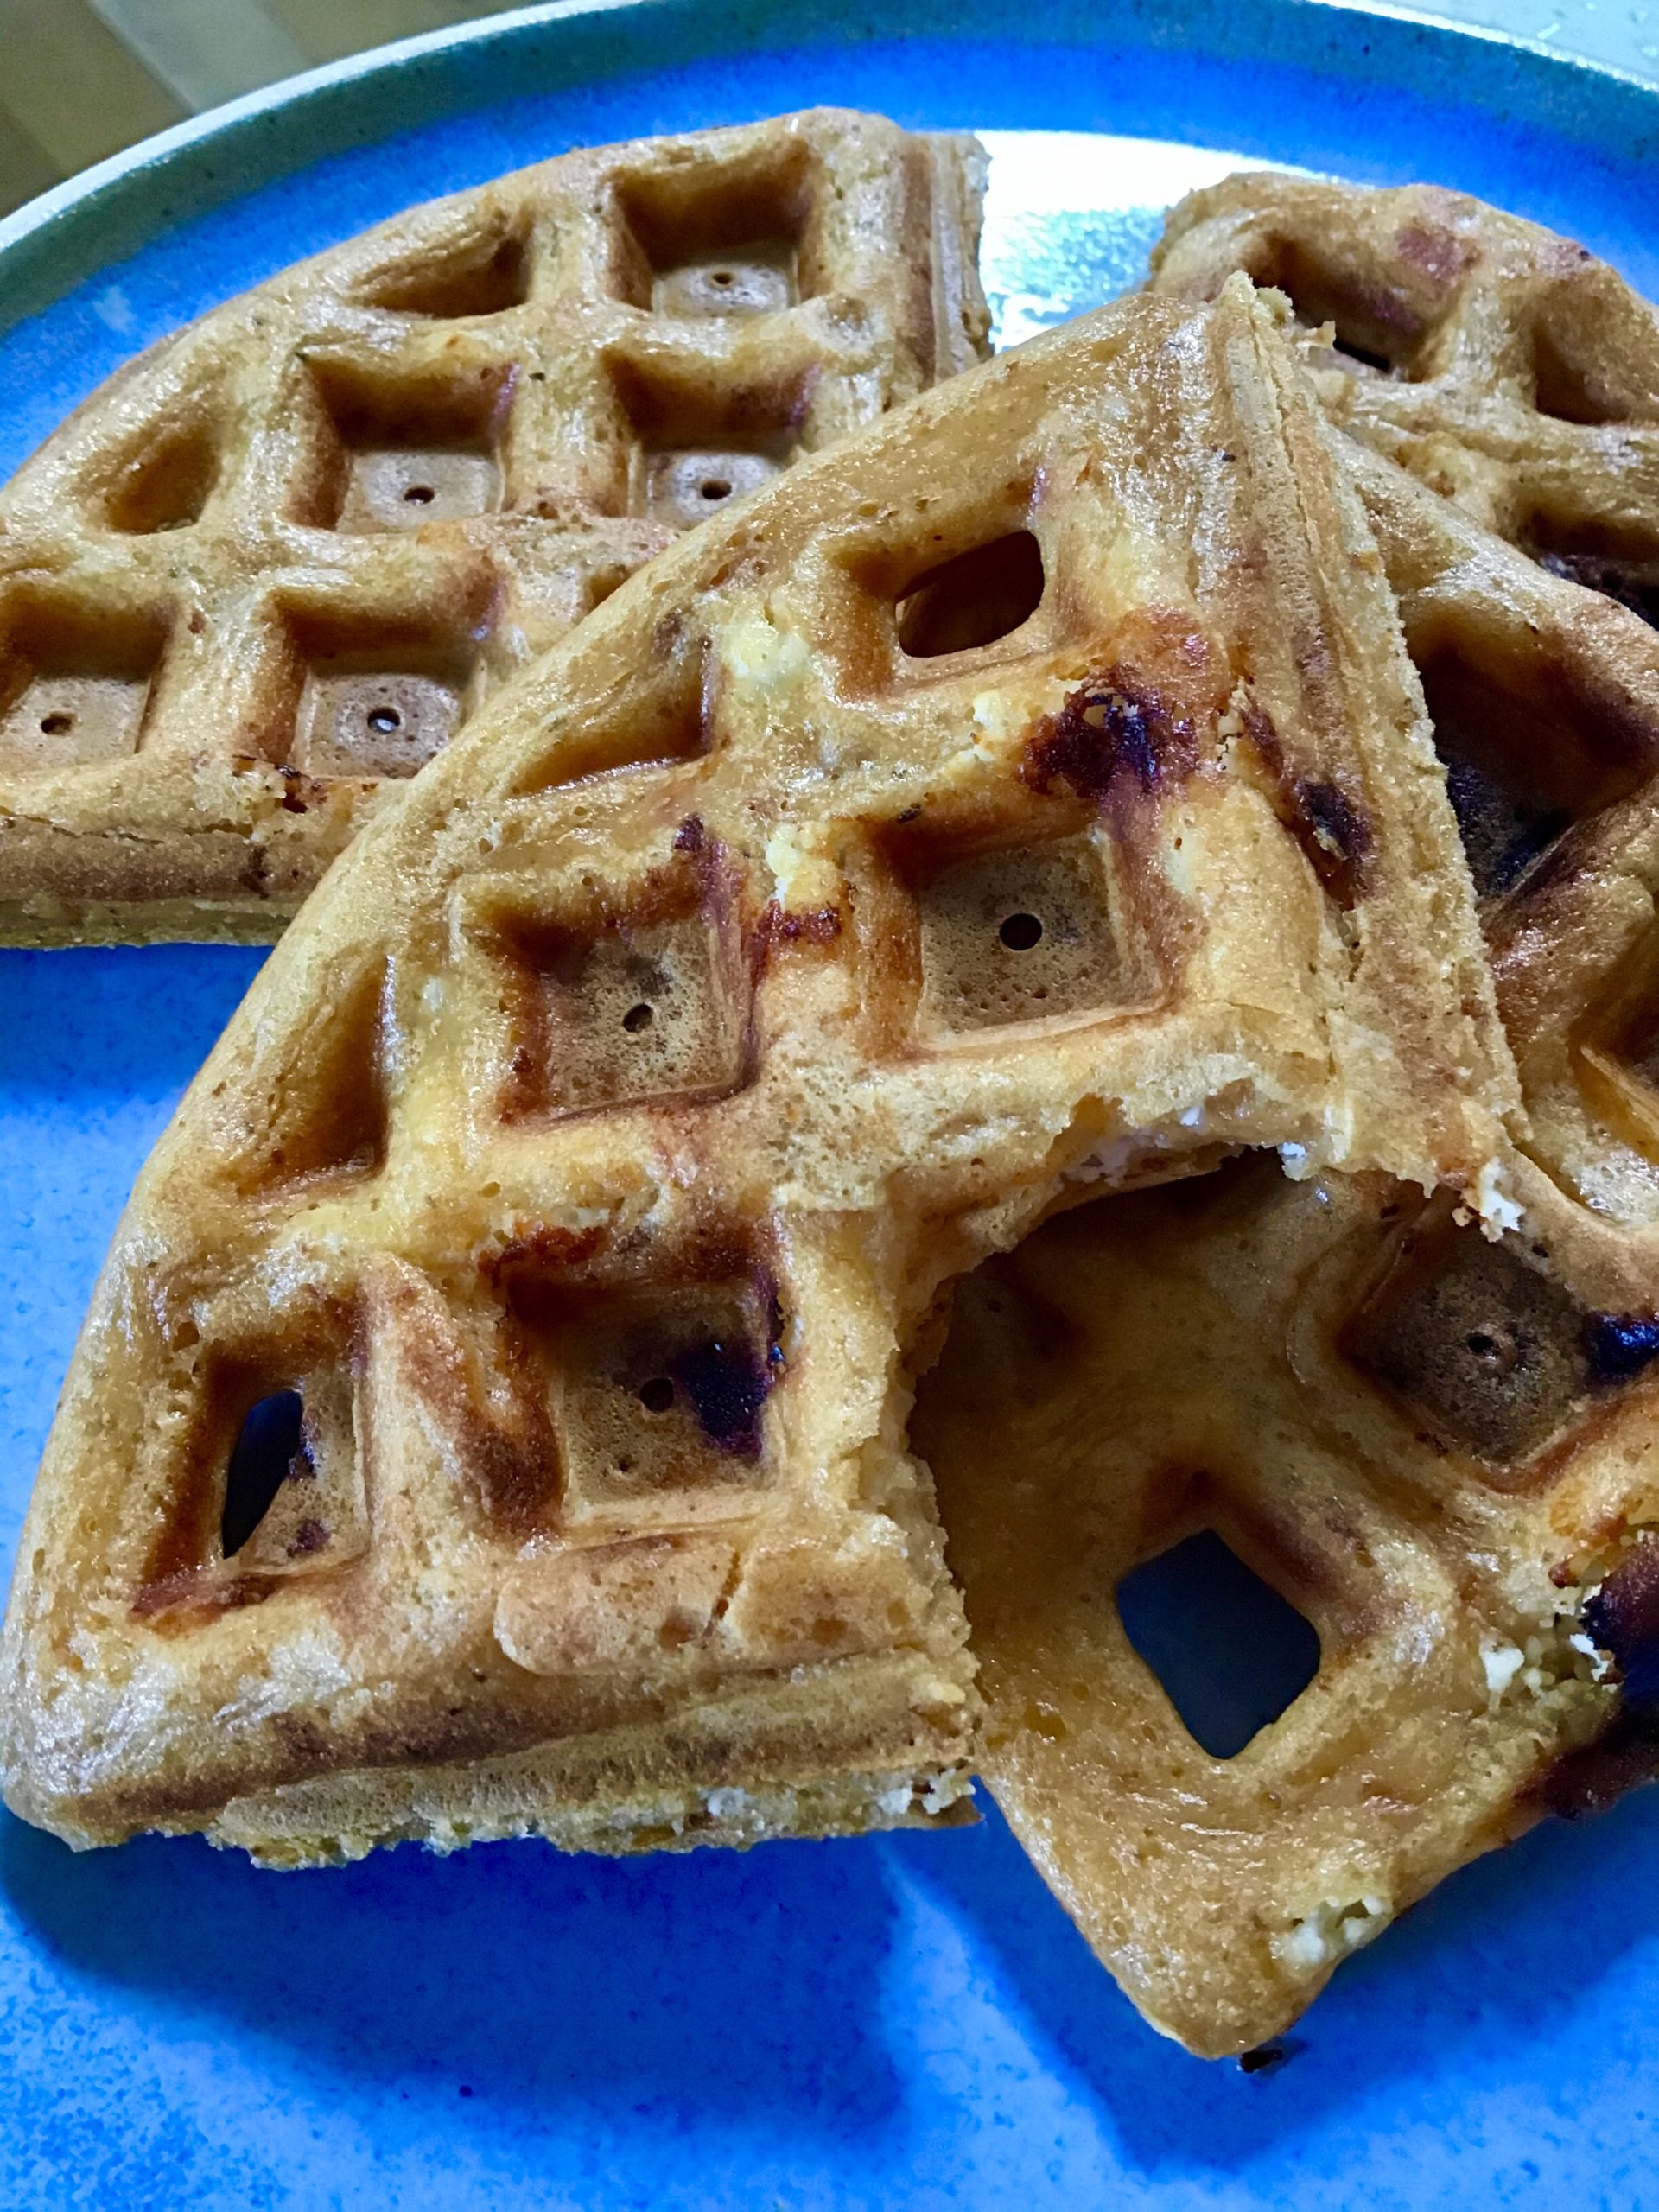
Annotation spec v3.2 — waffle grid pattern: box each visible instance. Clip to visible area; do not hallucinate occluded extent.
[0,285,1515,1866]
[1150,173,1659,624]
[0,108,990,941]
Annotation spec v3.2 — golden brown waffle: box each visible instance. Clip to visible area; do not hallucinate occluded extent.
[0,109,989,946]
[918,448,1659,2057]
[1149,173,1659,626]
[0,283,1514,1867]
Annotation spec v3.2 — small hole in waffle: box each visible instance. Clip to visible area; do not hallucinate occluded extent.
[895,531,1046,658]
[1116,1529,1322,1759]
[522,1278,781,1527]
[283,601,480,780]
[220,1390,306,1557]
[652,247,797,318]
[611,355,804,529]
[339,449,499,532]
[0,597,165,771]
[614,140,810,312]
[309,358,510,532]
[644,449,777,528]
[490,899,747,1120]
[298,672,462,779]
[1344,1209,1659,1478]
[998,911,1044,951]
[912,836,1135,1035]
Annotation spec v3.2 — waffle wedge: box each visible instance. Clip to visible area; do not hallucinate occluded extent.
[0,283,1515,1866]
[918,445,1659,2057]
[0,108,988,946]
[1150,173,1659,625]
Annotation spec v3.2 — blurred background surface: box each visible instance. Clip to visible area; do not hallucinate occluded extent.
[0,0,1656,220]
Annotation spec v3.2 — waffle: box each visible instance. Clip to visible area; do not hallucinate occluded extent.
[0,108,989,946]
[917,447,1659,2056]
[0,282,1516,1866]
[1149,173,1659,626]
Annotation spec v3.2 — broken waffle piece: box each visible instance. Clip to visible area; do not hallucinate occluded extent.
[1149,172,1659,626]
[0,108,989,945]
[1350,441,1659,1227]
[918,424,1659,2057]
[918,1154,1659,2057]
[0,281,1513,1866]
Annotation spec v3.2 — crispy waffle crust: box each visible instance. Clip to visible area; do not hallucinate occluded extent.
[0,283,1515,1866]
[918,441,1659,2057]
[0,109,989,945]
[1149,172,1659,624]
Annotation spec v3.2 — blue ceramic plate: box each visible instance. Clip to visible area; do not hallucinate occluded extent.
[3,6,1658,2205]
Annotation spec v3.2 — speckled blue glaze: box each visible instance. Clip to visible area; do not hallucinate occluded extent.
[3,9,1659,2207]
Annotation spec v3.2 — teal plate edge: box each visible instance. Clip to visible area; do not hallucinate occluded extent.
[3,0,1659,339]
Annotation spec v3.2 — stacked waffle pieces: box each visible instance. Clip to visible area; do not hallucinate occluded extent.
[909,187,1659,2056]
[0,279,1516,1868]
[1150,171,1659,621]
[0,110,988,944]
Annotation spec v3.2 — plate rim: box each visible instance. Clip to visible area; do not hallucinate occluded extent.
[1,0,1657,343]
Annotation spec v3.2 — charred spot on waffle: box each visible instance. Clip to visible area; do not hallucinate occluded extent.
[1346,1220,1659,1478]
[1024,670,1198,804]
[1535,1705,1659,1819]
[1536,550,1659,631]
[1295,779,1370,865]
[753,900,842,976]
[1238,2040,1294,2075]
[479,1220,609,1292]
[1583,1535,1659,1704]
[1415,640,1656,899]
[543,1269,785,1515]
[1283,776,1371,906]
[1585,1312,1659,1382]
[665,1332,777,1457]
[1394,219,1476,294]
[1232,701,1368,902]
[1442,757,1569,895]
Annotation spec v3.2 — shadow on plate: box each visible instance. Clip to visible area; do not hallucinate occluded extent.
[893,1783,1659,2168]
[0,1805,909,2131]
